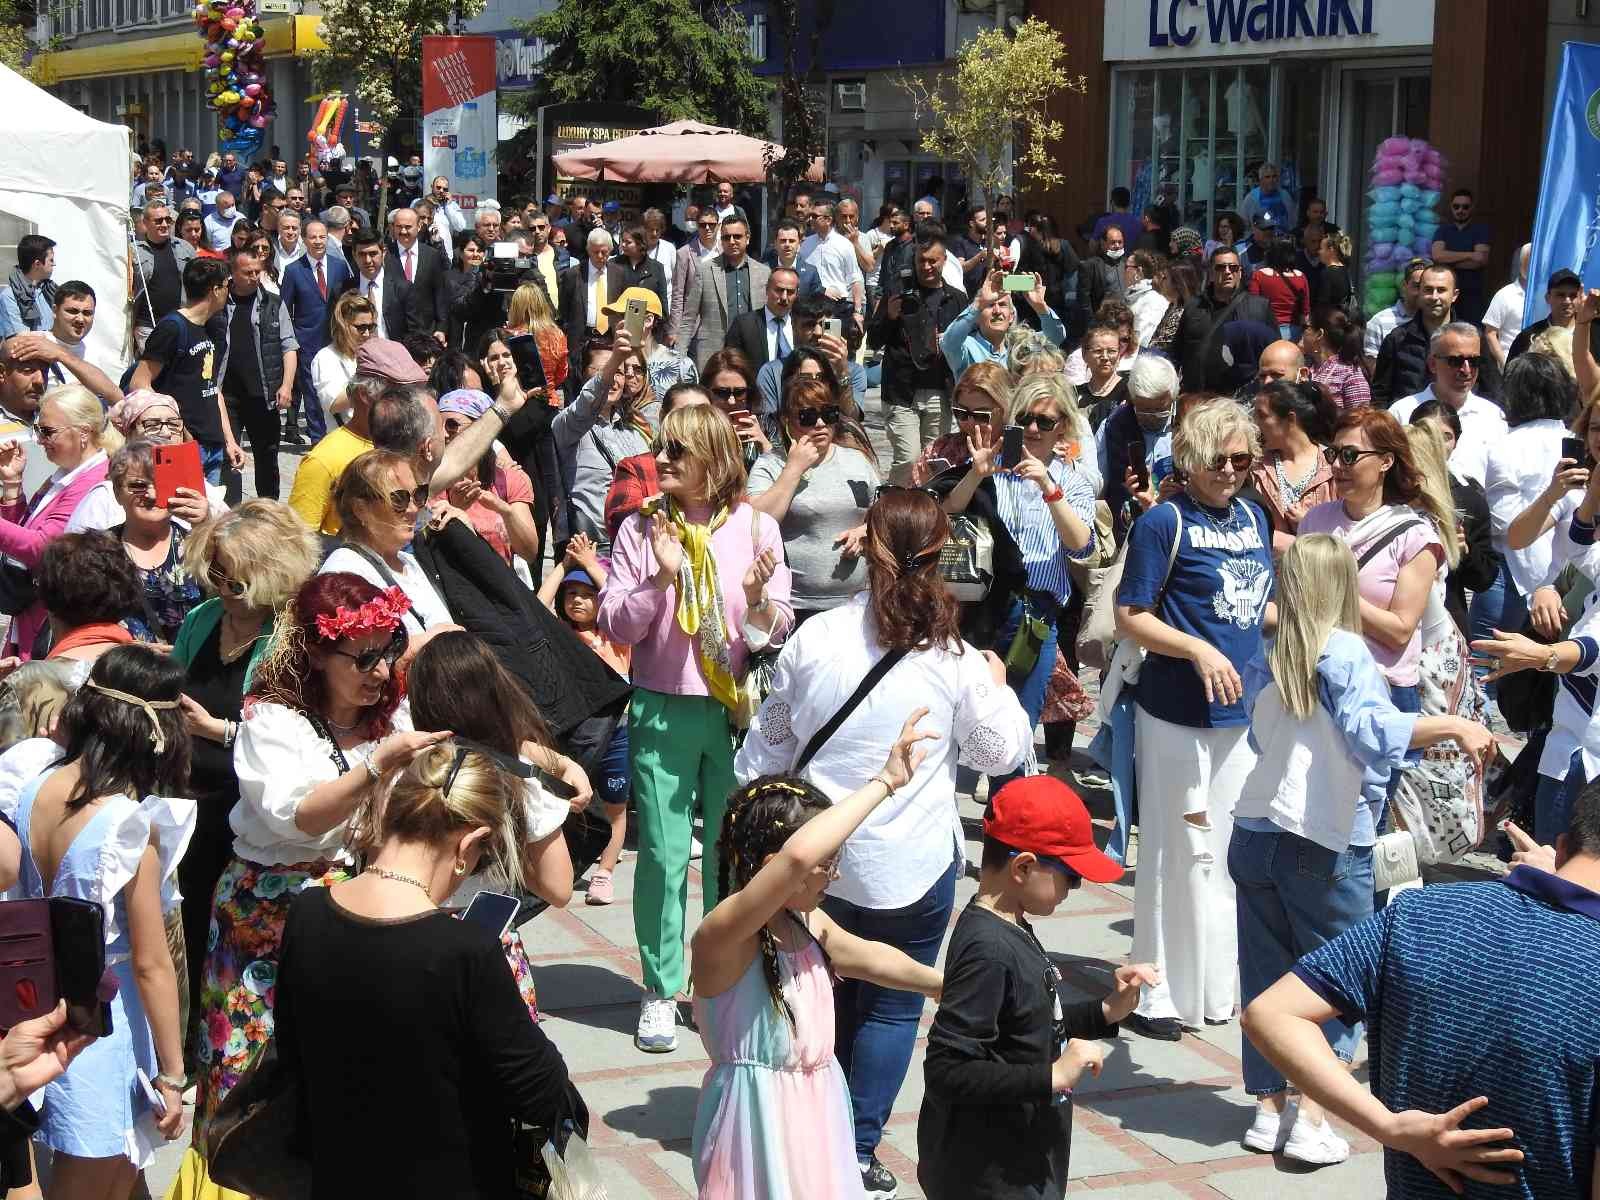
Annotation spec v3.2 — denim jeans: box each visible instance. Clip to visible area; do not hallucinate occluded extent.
[988,593,1059,794]
[821,858,958,1162]
[1470,558,1528,698]
[1536,750,1586,845]
[198,441,225,486]
[1229,826,1373,1095]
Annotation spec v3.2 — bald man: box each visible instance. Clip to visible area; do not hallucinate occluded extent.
[1255,339,1308,390]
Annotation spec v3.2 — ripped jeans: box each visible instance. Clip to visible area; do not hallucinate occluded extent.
[1129,706,1256,1027]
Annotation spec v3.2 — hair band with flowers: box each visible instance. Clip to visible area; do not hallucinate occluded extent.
[314,588,413,641]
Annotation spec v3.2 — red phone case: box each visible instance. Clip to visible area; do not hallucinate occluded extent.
[153,441,205,509]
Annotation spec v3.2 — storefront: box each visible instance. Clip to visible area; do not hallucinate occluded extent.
[1103,0,1436,254]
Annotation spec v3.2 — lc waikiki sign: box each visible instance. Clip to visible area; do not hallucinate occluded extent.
[1103,0,1435,60]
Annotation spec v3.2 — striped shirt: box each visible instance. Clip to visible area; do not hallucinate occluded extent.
[1295,868,1600,1199]
[992,458,1097,602]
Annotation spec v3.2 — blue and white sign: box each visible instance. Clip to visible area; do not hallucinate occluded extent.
[1103,0,1435,60]
[1526,42,1600,327]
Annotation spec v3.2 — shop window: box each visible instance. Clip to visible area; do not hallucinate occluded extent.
[882,160,968,216]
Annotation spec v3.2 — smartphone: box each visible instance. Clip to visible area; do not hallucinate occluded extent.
[1562,436,1591,467]
[624,296,648,344]
[1001,424,1025,469]
[821,317,843,340]
[1002,273,1034,292]
[1126,438,1149,487]
[152,441,204,509]
[462,890,520,940]
[50,897,111,1037]
[137,1068,167,1116]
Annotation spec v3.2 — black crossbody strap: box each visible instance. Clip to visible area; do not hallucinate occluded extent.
[304,712,352,775]
[794,648,909,773]
[1356,519,1423,570]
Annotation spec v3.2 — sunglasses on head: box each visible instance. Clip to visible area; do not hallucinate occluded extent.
[874,483,941,502]
[1018,412,1060,432]
[206,564,247,598]
[442,736,534,797]
[710,385,748,401]
[1206,452,1254,473]
[1323,444,1386,468]
[1440,353,1482,370]
[330,626,407,674]
[793,405,841,428]
[385,484,430,515]
[951,406,992,424]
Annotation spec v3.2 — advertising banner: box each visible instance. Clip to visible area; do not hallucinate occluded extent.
[1527,42,1600,326]
[421,35,497,210]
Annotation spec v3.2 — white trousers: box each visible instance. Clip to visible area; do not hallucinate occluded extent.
[1130,707,1254,1027]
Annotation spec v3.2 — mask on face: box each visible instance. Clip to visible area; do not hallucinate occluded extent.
[1105,247,1125,261]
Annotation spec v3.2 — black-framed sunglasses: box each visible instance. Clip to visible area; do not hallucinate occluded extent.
[874,483,941,502]
[206,564,247,598]
[951,406,992,425]
[1439,353,1482,370]
[442,736,534,797]
[352,321,377,335]
[660,438,688,462]
[1017,412,1060,432]
[1323,444,1386,468]
[1009,849,1083,891]
[330,626,407,674]
[1206,452,1254,473]
[710,385,748,401]
[794,405,841,428]
[385,484,430,515]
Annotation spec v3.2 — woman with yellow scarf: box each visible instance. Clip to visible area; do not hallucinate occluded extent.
[598,403,792,1054]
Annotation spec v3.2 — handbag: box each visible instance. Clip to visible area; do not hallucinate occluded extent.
[939,513,995,602]
[1002,599,1050,685]
[207,1035,311,1200]
[735,505,781,729]
[1372,828,1421,892]
[511,1080,597,1200]
[0,558,35,617]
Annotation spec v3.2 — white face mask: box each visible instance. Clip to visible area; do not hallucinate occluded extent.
[1104,246,1125,261]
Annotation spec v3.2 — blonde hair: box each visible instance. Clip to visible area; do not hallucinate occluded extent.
[0,660,75,751]
[328,293,375,359]
[184,499,321,610]
[1173,397,1262,478]
[1269,534,1363,718]
[953,361,1013,421]
[333,449,413,543]
[1531,325,1575,381]
[660,404,747,512]
[506,283,557,337]
[1008,372,1082,428]
[42,384,122,455]
[1008,332,1068,385]
[1404,420,1462,568]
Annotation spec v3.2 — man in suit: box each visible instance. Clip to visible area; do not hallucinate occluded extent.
[681,216,769,374]
[607,224,669,321]
[558,227,614,394]
[669,208,721,348]
[723,267,798,370]
[342,228,422,342]
[279,217,353,443]
[763,218,822,299]
[387,206,448,342]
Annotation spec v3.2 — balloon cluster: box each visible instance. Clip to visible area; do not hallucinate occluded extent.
[1362,137,1447,316]
[192,0,275,154]
[307,94,348,166]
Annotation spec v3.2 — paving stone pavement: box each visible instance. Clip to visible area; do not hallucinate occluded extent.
[139,388,1510,1195]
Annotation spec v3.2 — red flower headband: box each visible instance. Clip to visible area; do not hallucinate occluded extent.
[313,587,412,641]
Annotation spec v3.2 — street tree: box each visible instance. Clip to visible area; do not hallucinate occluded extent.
[762,0,830,201]
[900,17,1084,211]
[311,0,483,130]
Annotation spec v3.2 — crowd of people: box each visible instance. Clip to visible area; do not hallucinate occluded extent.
[0,140,1592,1200]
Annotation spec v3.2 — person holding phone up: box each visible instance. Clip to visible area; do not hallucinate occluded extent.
[940,270,1066,379]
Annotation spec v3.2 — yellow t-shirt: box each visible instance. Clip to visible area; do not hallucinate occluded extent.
[287,426,373,535]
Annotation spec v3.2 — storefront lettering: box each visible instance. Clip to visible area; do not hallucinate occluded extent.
[1148,0,1374,48]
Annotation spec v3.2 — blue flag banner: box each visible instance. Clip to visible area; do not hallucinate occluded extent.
[1527,42,1600,328]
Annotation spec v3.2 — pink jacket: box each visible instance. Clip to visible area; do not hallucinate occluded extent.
[0,458,110,659]
[598,501,793,698]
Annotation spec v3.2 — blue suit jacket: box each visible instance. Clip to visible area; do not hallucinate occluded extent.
[762,252,823,299]
[280,253,353,356]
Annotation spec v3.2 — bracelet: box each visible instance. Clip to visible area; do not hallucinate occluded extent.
[873,771,896,796]
[489,401,511,423]
[155,1072,186,1089]
[1041,486,1065,504]
[364,756,382,783]
[221,720,237,748]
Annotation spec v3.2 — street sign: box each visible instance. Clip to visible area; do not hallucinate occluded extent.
[257,0,298,13]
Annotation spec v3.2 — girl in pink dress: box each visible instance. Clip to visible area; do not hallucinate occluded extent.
[689,711,943,1199]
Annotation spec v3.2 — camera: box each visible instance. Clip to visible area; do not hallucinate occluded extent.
[897,267,920,314]
[486,240,534,294]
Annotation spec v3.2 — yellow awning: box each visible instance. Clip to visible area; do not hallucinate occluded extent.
[33,14,325,84]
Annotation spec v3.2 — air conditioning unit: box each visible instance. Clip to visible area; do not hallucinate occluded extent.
[836,82,867,112]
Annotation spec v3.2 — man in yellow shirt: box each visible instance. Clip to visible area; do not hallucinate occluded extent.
[286,338,425,534]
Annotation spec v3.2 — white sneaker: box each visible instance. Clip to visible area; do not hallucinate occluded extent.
[1242,1102,1295,1153]
[1282,1114,1351,1166]
[689,835,703,861]
[635,992,678,1053]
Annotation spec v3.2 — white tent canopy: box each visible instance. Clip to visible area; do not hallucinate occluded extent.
[0,64,131,373]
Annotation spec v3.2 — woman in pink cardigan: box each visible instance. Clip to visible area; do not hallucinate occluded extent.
[0,384,121,659]
[598,403,793,1054]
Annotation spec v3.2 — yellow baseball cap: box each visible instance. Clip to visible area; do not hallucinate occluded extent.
[602,286,663,319]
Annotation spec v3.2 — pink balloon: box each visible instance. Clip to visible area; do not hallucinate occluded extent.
[250,115,267,128]
[244,83,260,96]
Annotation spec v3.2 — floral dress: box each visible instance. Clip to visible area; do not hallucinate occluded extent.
[119,523,204,643]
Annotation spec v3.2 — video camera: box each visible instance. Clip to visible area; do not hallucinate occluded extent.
[486,240,536,295]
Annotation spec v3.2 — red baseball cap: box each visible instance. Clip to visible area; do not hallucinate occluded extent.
[984,776,1123,884]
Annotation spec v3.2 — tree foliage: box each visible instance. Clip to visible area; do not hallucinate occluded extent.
[311,0,484,129]
[510,0,768,134]
[2,0,49,81]
[901,17,1084,210]
[762,0,828,197]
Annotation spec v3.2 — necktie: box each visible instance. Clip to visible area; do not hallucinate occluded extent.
[593,271,608,334]
[315,258,326,299]
[404,249,415,283]
[774,317,790,359]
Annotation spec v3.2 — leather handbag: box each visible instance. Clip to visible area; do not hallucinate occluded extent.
[0,558,36,617]
[939,513,995,602]
[207,1036,311,1200]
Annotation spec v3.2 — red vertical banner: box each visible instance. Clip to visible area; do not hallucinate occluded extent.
[421,36,498,210]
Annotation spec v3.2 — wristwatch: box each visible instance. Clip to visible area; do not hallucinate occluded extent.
[1542,647,1564,673]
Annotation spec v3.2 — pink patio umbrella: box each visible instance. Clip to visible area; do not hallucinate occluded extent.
[551,119,824,183]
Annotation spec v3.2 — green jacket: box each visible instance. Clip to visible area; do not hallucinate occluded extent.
[171,597,274,689]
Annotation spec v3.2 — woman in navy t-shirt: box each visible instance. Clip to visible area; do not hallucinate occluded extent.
[1114,397,1275,1040]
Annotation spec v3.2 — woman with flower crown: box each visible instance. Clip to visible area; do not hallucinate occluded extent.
[176,571,451,1193]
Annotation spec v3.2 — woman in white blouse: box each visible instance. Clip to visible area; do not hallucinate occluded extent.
[311,293,377,430]
[184,571,448,1185]
[734,488,1031,1184]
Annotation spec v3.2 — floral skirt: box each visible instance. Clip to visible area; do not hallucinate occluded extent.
[190,855,348,1159]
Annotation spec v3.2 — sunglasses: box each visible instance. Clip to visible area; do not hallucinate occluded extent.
[1008,849,1082,890]
[1323,444,1386,468]
[1213,263,1242,274]
[121,478,154,498]
[874,483,941,502]
[442,736,534,797]
[710,385,748,400]
[793,405,841,428]
[661,438,688,462]
[352,322,377,335]
[385,484,430,515]
[330,626,407,674]
[34,424,63,441]
[1206,452,1254,473]
[1017,412,1060,432]
[206,565,247,597]
[951,406,992,424]
[1439,353,1482,370]
[137,417,184,436]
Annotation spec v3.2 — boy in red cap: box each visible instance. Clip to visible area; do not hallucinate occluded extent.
[917,775,1158,1199]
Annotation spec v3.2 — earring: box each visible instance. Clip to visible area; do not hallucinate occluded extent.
[453,860,466,877]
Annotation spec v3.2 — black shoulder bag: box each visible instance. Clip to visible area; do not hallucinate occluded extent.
[793,648,909,774]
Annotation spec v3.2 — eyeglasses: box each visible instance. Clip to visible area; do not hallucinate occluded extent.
[1007,849,1082,890]
[710,385,748,400]
[149,216,173,225]
[1206,452,1254,473]
[206,564,248,597]
[951,406,992,424]
[660,438,688,462]
[352,322,377,335]
[1323,444,1386,468]
[1017,412,1060,432]
[1439,353,1482,370]
[1212,263,1242,274]
[698,220,720,228]
[34,424,62,441]
[874,483,941,502]
[619,365,644,379]
[136,417,184,436]
[793,405,841,428]
[385,484,430,515]
[330,627,407,674]
[120,478,153,497]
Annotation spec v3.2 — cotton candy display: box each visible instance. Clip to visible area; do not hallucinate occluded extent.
[1362,137,1447,316]
[192,0,274,154]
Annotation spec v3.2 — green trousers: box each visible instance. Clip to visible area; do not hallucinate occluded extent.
[630,688,736,997]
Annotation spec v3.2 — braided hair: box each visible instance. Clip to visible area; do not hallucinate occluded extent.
[715,774,833,1028]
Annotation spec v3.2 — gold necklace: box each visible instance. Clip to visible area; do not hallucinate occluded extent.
[366,866,432,896]
[218,613,264,664]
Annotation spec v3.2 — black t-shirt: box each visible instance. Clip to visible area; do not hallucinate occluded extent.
[223,292,264,402]
[146,241,182,323]
[142,312,222,443]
